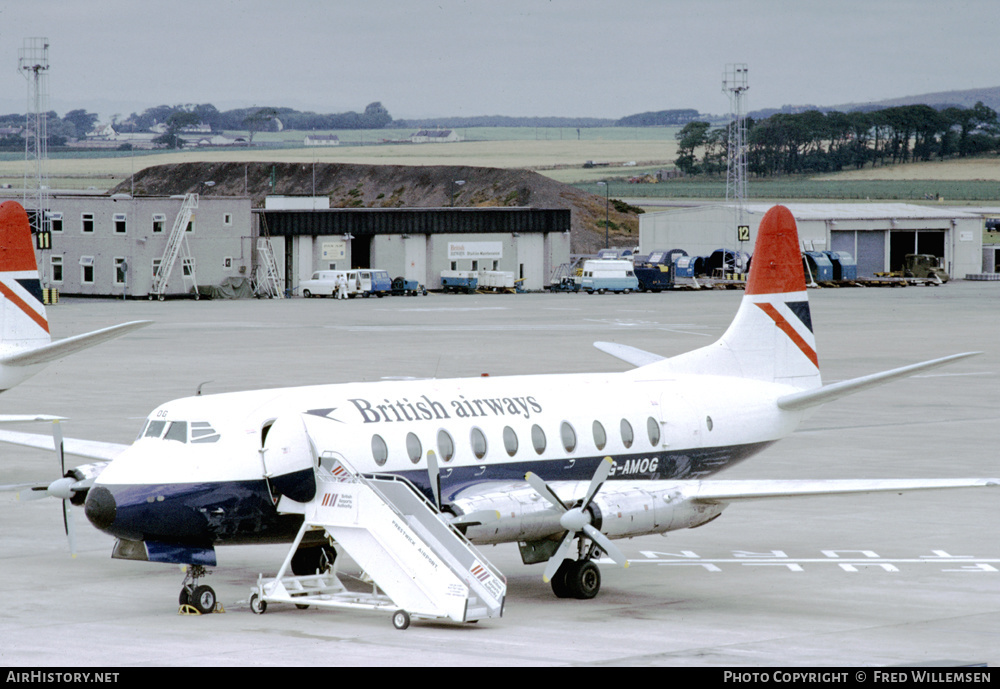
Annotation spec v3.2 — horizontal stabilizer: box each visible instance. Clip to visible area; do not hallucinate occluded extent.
[0,429,128,461]
[593,341,665,367]
[776,352,980,411]
[686,478,1000,504]
[0,320,152,367]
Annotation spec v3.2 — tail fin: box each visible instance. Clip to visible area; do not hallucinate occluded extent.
[0,201,50,355]
[660,205,822,391]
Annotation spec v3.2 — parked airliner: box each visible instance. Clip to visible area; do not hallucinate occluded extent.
[1,204,993,611]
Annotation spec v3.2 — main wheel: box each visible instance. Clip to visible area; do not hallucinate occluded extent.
[566,560,601,600]
[179,586,192,607]
[392,609,411,630]
[549,559,575,599]
[191,584,216,614]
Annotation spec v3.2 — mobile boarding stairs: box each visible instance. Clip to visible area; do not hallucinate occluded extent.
[249,454,506,629]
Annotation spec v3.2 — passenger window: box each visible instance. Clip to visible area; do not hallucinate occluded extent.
[531,424,546,454]
[560,422,576,453]
[647,417,661,446]
[437,429,455,462]
[371,434,388,466]
[592,420,607,451]
[502,426,518,457]
[406,432,422,464]
[620,419,634,449]
[470,427,487,460]
[164,421,187,443]
[143,420,166,439]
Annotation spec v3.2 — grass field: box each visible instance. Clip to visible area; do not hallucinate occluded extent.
[3,126,998,199]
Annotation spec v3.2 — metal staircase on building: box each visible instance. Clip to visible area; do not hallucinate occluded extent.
[149,193,199,300]
[253,237,284,298]
[250,454,506,629]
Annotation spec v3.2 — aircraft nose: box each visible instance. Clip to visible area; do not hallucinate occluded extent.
[85,486,117,531]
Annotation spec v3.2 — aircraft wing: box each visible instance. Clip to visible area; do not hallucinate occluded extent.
[0,320,152,367]
[0,429,129,461]
[593,341,665,367]
[681,478,1000,504]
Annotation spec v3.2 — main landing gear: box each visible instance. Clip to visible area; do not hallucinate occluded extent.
[548,539,610,599]
[178,565,218,615]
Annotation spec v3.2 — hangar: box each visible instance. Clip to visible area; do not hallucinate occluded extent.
[639,203,984,279]
[8,191,569,297]
[258,205,571,292]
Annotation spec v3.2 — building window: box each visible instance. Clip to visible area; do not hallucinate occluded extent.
[81,213,94,234]
[152,214,165,233]
[114,257,127,285]
[182,257,195,277]
[80,256,94,284]
[113,213,127,234]
[152,259,162,277]
[50,256,63,283]
[223,213,233,226]
[223,257,233,272]
[49,213,63,233]
[185,219,194,233]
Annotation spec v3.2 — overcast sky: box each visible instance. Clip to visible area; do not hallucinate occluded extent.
[2,0,997,123]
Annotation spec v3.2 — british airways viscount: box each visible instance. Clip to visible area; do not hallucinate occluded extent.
[2,204,994,612]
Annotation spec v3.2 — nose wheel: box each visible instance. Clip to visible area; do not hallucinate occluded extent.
[178,565,218,615]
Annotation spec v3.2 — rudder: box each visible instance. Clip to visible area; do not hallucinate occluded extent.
[0,201,49,353]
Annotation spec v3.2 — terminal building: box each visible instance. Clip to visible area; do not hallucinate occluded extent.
[7,192,570,297]
[639,203,989,279]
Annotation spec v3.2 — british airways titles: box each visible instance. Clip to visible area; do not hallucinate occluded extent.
[350,394,543,424]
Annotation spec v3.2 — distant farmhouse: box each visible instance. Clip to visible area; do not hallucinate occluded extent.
[410,129,461,144]
[303,134,340,146]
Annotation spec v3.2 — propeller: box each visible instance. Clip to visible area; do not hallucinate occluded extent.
[525,456,629,583]
[15,421,89,556]
[425,449,498,529]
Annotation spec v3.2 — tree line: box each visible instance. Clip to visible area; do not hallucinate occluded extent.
[674,103,1000,177]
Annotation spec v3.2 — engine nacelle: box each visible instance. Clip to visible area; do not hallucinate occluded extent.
[454,482,726,545]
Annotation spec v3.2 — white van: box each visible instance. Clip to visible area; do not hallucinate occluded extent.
[300,270,360,298]
[579,259,639,294]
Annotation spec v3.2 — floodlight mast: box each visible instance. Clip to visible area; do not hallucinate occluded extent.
[723,63,749,264]
[19,37,51,284]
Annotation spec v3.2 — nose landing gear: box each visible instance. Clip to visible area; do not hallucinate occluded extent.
[178,565,219,615]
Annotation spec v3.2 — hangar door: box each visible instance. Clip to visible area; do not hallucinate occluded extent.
[831,231,885,278]
[888,231,945,272]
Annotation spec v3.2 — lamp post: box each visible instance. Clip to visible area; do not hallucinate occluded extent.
[596,181,609,248]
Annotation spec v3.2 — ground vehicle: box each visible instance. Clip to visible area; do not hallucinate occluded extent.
[579,259,639,294]
[359,269,393,297]
[300,270,352,298]
[903,254,949,282]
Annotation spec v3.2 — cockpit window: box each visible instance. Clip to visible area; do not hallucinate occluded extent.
[143,420,166,439]
[190,422,221,444]
[163,421,188,443]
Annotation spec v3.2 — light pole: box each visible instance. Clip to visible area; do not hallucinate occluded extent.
[596,181,609,248]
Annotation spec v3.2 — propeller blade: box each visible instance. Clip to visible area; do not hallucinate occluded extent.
[582,523,629,569]
[542,532,575,583]
[581,456,613,509]
[52,420,65,476]
[64,499,77,557]
[525,471,568,512]
[18,486,51,501]
[426,449,441,510]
